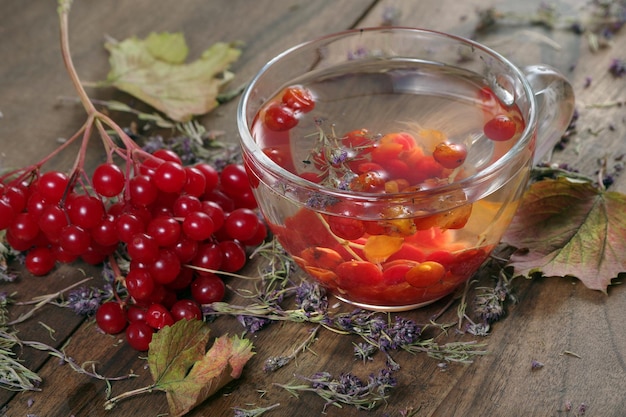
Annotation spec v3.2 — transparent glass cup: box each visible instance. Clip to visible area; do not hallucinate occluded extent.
[237,28,574,311]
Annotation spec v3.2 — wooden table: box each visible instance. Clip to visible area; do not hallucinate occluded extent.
[1,0,625,416]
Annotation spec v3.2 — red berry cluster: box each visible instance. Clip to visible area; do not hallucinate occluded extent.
[0,148,266,351]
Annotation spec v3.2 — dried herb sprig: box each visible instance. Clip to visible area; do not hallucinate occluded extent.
[264,326,320,372]
[233,402,281,417]
[276,366,397,412]
[0,293,42,392]
[0,238,19,283]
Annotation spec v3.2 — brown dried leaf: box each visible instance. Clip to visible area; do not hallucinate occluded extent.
[503,177,626,292]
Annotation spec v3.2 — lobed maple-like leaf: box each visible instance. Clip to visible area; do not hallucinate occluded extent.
[102,32,241,122]
[148,319,210,384]
[147,320,254,417]
[503,177,626,292]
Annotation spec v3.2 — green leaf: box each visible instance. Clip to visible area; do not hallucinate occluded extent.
[147,320,254,417]
[102,32,240,122]
[503,177,626,292]
[148,319,210,384]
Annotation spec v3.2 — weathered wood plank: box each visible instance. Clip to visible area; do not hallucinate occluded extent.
[2,0,626,416]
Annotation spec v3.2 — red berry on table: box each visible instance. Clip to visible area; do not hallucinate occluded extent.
[96,301,127,334]
[25,246,56,276]
[126,321,154,351]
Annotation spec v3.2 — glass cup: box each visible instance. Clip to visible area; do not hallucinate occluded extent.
[237,28,574,311]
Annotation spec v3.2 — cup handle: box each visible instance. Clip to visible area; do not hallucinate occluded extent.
[522,65,575,165]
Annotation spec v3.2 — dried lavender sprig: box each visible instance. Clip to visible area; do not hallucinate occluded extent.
[8,277,94,325]
[0,330,137,386]
[276,367,397,412]
[403,339,488,363]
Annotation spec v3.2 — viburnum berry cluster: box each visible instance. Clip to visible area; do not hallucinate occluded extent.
[0,6,267,351]
[0,142,266,350]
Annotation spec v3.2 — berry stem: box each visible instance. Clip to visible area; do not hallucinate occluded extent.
[58,0,97,117]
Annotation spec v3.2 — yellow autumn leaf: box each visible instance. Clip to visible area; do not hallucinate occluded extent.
[102,32,241,122]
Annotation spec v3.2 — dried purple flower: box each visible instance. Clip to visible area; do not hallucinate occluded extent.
[388,316,422,348]
[609,58,626,77]
[66,287,104,316]
[354,342,377,362]
[263,355,291,372]
[237,315,270,334]
[279,366,397,411]
[294,281,328,315]
[531,359,544,370]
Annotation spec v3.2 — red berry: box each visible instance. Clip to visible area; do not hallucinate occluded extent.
[9,213,40,242]
[484,114,518,141]
[191,242,223,275]
[127,233,159,263]
[38,171,69,204]
[170,299,203,321]
[154,161,187,193]
[38,205,69,239]
[147,215,181,247]
[191,274,225,304]
[59,224,91,255]
[145,303,174,330]
[182,166,206,197]
[432,142,468,169]
[150,249,181,284]
[218,240,246,272]
[96,302,127,334]
[182,211,215,241]
[129,175,158,207]
[282,85,315,112]
[220,164,251,197]
[92,163,125,197]
[126,321,154,351]
[25,246,56,276]
[0,199,16,230]
[126,269,155,302]
[67,194,105,229]
[264,102,298,131]
[223,208,260,241]
[153,149,182,165]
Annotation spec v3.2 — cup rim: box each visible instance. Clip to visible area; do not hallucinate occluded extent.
[237,26,537,204]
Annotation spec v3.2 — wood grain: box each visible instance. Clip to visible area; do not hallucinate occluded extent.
[1,0,626,416]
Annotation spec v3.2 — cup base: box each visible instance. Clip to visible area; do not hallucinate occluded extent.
[334,294,445,312]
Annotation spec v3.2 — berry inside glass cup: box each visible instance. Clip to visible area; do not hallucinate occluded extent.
[237,28,574,311]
